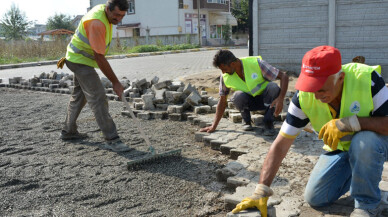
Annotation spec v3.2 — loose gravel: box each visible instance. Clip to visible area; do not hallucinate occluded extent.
[0,88,230,217]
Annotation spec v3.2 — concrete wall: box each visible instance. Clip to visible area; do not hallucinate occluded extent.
[110,34,198,48]
[252,0,388,80]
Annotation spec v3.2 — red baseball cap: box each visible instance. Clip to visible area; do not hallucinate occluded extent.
[295,45,342,92]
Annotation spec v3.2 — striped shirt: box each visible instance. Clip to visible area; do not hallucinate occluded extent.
[280,71,388,138]
[219,58,279,96]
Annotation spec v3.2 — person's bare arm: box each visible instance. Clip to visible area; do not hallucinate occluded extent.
[259,134,295,186]
[358,116,388,135]
[200,95,227,133]
[271,71,289,116]
[94,52,124,98]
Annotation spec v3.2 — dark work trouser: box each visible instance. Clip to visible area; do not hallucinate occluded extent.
[232,82,280,125]
[62,60,119,140]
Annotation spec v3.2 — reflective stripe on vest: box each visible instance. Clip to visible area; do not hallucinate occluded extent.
[73,28,111,49]
[299,63,378,151]
[222,56,269,97]
[65,4,112,68]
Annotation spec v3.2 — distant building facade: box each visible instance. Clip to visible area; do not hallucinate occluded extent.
[89,0,237,46]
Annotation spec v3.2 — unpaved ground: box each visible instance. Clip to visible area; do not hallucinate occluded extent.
[0,87,231,217]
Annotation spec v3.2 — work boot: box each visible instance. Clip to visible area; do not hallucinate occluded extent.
[60,130,88,140]
[104,138,132,152]
[263,121,276,136]
[350,205,382,217]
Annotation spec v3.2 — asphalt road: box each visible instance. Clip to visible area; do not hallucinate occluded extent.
[0,48,248,82]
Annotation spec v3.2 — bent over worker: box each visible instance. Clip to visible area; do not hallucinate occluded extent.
[58,0,131,152]
[232,46,388,217]
[200,49,289,134]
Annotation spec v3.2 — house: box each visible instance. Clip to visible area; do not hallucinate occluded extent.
[89,0,237,46]
[72,15,83,29]
[27,24,47,40]
[249,0,388,80]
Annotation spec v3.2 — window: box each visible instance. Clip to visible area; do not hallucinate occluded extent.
[179,0,183,9]
[133,28,140,37]
[207,0,226,3]
[127,0,135,14]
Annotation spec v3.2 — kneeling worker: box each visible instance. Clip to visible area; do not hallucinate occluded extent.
[200,49,289,134]
[232,45,388,217]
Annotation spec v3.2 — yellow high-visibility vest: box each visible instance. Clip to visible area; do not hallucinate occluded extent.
[222,56,269,97]
[66,4,112,68]
[299,63,381,151]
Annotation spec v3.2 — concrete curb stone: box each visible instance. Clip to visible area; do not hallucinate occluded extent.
[0,46,241,70]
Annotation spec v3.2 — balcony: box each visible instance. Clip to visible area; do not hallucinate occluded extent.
[193,0,230,12]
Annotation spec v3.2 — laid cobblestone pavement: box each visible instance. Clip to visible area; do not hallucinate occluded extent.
[191,113,388,217]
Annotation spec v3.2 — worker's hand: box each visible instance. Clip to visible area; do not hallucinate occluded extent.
[57,57,66,69]
[200,125,216,133]
[270,97,283,117]
[232,184,273,216]
[318,115,361,151]
[112,81,124,100]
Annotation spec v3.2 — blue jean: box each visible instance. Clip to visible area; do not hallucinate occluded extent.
[304,131,388,210]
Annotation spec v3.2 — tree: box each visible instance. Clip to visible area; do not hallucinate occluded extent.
[222,20,232,45]
[46,14,75,31]
[231,0,249,33]
[0,4,31,40]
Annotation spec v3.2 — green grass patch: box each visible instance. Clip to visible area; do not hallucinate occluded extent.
[0,40,200,65]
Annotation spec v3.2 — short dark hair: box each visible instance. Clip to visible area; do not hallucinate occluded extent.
[213,49,238,68]
[106,0,129,11]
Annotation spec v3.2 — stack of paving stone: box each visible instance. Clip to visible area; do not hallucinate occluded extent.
[119,76,221,121]
[0,73,222,122]
[0,71,73,94]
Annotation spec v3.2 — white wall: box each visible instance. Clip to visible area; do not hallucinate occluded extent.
[121,0,180,36]
[253,0,388,80]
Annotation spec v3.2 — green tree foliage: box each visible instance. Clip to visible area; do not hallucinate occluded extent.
[222,21,232,45]
[231,0,249,33]
[46,14,75,31]
[0,4,31,40]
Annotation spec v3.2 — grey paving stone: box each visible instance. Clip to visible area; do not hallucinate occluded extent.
[168,113,182,121]
[195,132,209,142]
[137,112,151,120]
[210,139,228,150]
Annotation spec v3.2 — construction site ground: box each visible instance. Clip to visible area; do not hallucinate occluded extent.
[1,48,388,217]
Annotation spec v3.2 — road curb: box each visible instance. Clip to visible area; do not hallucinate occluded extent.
[0,46,243,70]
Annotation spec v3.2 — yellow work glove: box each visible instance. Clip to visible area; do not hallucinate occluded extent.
[318,115,361,151]
[57,57,66,69]
[232,184,273,217]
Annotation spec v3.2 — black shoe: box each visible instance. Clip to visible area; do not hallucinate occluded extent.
[60,131,88,140]
[263,122,276,136]
[242,123,253,131]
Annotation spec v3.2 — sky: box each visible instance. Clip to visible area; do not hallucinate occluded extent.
[0,0,90,25]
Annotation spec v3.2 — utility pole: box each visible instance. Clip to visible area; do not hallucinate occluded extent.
[197,0,201,47]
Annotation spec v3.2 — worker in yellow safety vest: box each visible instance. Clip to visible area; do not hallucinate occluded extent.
[57,0,131,152]
[200,49,289,135]
[232,46,388,217]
